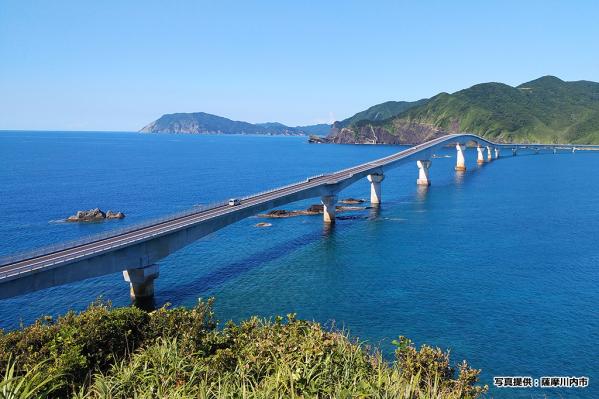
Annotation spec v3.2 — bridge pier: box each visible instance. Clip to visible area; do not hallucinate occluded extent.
[512,148,518,156]
[455,144,466,171]
[123,264,159,302]
[477,145,485,164]
[321,195,337,223]
[486,146,492,161]
[367,173,384,205]
[416,160,432,186]
[9,133,599,302]
[553,148,557,154]
[494,147,500,159]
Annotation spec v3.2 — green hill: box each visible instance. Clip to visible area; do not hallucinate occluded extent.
[328,76,599,144]
[295,123,332,135]
[140,112,330,136]
[335,99,428,128]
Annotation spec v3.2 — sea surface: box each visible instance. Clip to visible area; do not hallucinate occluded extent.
[0,131,597,398]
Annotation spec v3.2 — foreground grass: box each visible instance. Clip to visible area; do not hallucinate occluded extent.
[0,300,487,398]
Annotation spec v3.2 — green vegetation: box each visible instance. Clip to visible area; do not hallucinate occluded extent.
[335,99,428,129]
[335,76,599,144]
[140,112,331,136]
[295,123,332,136]
[0,300,486,398]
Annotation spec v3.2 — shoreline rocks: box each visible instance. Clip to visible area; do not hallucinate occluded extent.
[308,135,330,144]
[66,208,125,222]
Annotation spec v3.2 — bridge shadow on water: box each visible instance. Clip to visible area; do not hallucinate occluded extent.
[156,216,370,305]
[152,151,561,308]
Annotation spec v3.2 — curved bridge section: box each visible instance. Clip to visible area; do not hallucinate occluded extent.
[0,134,594,301]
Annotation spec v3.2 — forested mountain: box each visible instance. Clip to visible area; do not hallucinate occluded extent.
[334,99,427,129]
[327,76,599,144]
[141,112,330,136]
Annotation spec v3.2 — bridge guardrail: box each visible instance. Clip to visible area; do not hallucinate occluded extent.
[0,136,464,270]
[0,200,229,268]
[239,174,329,201]
[3,133,585,273]
[0,175,332,269]
[0,134,495,270]
[240,181,305,201]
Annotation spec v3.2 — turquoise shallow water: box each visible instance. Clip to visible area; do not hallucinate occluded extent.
[0,131,597,398]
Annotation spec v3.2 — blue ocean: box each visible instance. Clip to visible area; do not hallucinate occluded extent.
[0,131,597,398]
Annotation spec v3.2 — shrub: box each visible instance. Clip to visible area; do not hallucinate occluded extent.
[1,301,487,398]
[82,314,487,398]
[0,298,216,396]
[393,336,487,398]
[146,297,217,355]
[0,301,148,395]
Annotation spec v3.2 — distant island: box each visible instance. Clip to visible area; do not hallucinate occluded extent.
[325,76,599,145]
[140,111,330,136]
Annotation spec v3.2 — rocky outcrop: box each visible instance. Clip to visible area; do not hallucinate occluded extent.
[258,203,367,218]
[106,210,126,219]
[255,222,272,227]
[259,208,320,218]
[66,208,125,222]
[339,198,365,204]
[308,135,330,144]
[306,204,324,213]
[327,120,450,145]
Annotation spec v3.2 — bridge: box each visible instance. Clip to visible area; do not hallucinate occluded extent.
[0,134,595,302]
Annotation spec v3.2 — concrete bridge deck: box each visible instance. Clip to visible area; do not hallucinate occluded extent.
[0,134,594,300]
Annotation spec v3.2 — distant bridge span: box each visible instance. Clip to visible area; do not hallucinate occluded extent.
[0,134,596,301]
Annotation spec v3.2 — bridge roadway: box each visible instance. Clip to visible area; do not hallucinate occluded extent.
[0,134,592,300]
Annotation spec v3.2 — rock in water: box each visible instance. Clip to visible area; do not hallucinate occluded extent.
[255,222,272,227]
[267,210,290,217]
[66,208,125,222]
[308,135,330,144]
[339,198,365,204]
[256,202,365,219]
[106,210,125,219]
[306,204,324,213]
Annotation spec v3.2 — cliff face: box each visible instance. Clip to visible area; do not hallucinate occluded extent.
[328,120,450,145]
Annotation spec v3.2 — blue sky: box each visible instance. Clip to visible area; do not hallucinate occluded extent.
[1,0,598,131]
